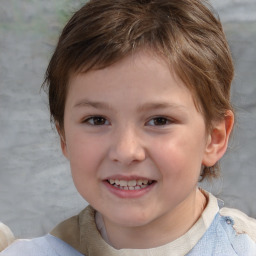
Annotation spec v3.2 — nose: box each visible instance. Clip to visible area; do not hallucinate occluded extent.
[108,125,146,166]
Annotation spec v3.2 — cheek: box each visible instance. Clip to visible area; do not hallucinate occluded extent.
[66,137,104,203]
[66,133,105,180]
[150,132,205,179]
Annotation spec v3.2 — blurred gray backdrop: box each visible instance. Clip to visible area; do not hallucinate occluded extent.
[0,0,256,238]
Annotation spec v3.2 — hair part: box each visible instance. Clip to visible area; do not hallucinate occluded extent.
[43,0,234,180]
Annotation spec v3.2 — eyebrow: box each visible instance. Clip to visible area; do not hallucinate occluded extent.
[137,102,187,112]
[74,100,113,110]
[74,100,187,112]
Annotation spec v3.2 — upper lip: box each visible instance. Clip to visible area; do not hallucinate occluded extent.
[104,175,155,181]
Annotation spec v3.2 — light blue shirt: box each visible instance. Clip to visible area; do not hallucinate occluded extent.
[1,213,256,255]
[0,234,83,256]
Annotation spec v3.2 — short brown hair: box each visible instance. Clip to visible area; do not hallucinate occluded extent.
[43,0,234,180]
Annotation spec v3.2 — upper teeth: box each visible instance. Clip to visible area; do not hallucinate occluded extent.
[108,179,151,186]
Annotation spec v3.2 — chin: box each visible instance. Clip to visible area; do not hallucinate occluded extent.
[106,208,154,228]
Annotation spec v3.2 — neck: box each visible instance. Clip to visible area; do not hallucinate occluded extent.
[103,188,207,249]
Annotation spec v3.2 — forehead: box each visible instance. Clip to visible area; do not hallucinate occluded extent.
[69,50,184,91]
[67,50,197,110]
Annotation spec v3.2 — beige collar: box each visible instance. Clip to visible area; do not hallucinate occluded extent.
[51,191,219,256]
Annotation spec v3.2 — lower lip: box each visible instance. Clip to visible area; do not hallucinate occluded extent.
[103,181,156,199]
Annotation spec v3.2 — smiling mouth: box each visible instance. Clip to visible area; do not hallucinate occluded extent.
[107,179,155,190]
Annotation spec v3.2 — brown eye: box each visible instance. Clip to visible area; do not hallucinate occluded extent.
[84,116,110,126]
[147,117,171,126]
[153,117,168,125]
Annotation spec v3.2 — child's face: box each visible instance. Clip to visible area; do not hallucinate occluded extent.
[61,50,213,230]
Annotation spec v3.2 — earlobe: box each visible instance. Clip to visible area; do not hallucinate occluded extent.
[202,110,234,167]
[55,123,69,159]
[60,134,69,159]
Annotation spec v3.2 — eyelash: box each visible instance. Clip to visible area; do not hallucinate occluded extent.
[146,117,173,126]
[83,116,110,126]
[82,116,173,127]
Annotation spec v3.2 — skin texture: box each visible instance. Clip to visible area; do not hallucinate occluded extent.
[60,50,234,249]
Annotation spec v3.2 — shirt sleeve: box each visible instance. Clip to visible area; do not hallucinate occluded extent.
[0,223,15,252]
[0,235,84,256]
[220,207,256,242]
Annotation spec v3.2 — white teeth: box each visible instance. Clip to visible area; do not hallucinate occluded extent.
[108,179,153,190]
[127,180,136,186]
[119,180,128,186]
[137,180,143,185]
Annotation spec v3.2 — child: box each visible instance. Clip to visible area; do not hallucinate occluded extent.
[1,0,256,255]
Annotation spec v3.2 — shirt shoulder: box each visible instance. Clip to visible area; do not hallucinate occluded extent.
[0,223,15,252]
[0,235,83,256]
[50,214,80,250]
[219,207,256,242]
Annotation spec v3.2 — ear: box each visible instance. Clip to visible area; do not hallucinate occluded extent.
[55,122,69,159]
[202,110,234,167]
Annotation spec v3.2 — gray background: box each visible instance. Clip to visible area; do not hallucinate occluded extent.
[0,0,255,239]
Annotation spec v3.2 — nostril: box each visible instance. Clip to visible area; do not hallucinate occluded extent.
[108,145,146,165]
